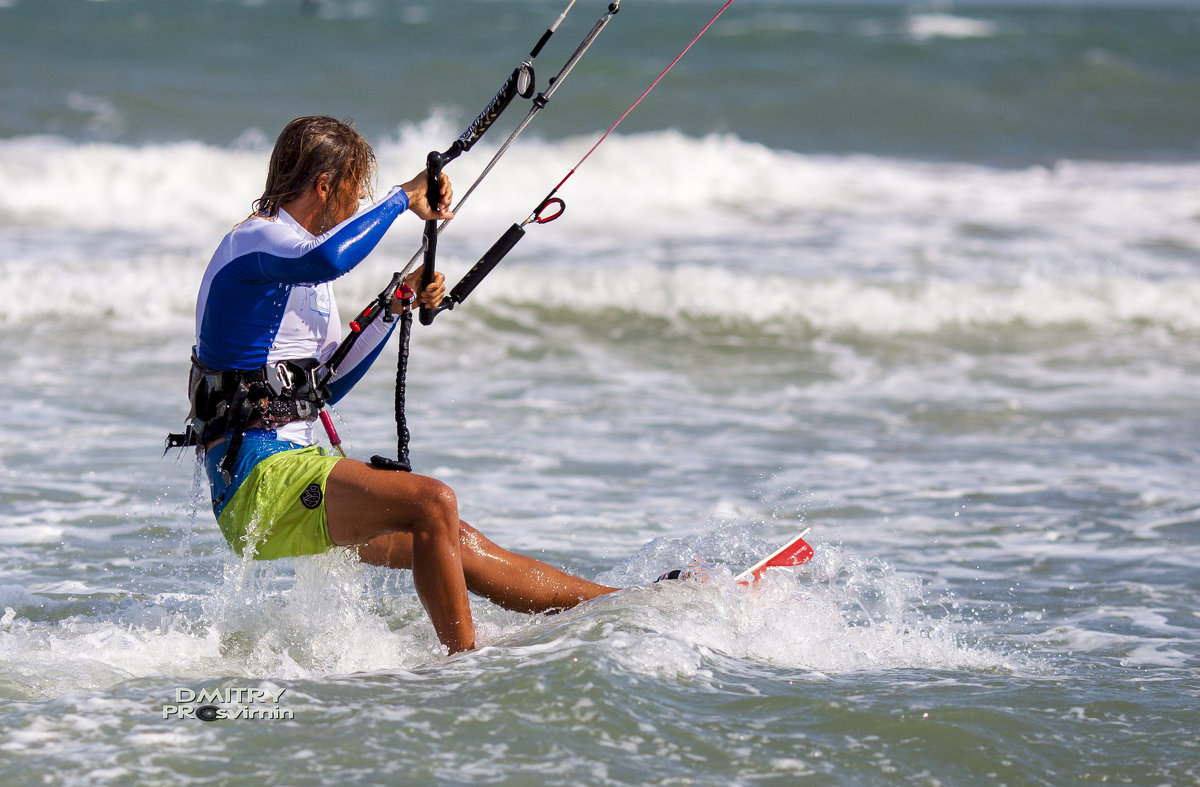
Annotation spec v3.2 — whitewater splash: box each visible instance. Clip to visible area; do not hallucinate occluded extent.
[0,526,1018,702]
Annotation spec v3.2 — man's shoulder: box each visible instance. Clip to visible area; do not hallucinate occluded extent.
[228,213,298,246]
[211,214,306,270]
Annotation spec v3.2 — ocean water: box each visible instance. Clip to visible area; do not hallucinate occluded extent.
[2,0,1199,784]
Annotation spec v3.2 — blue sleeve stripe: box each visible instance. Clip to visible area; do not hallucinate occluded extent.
[257,188,410,284]
[326,319,398,404]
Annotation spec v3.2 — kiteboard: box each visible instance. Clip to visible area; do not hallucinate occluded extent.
[486,530,817,652]
[657,529,815,587]
[733,529,815,586]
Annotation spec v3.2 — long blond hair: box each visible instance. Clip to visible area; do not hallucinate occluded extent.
[253,116,377,231]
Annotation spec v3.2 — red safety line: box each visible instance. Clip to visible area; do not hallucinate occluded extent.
[550,0,736,194]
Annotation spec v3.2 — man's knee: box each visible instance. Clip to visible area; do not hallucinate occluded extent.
[409,476,459,535]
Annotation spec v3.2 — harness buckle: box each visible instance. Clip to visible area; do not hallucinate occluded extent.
[271,362,296,397]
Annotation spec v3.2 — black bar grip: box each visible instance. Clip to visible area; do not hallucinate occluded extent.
[418,151,444,327]
[425,150,445,216]
[449,224,527,306]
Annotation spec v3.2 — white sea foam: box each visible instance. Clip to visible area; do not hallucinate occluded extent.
[0,534,1016,703]
[588,534,1018,676]
[3,131,1197,335]
[6,130,1198,250]
[477,263,1200,334]
[0,551,437,700]
[907,13,1000,41]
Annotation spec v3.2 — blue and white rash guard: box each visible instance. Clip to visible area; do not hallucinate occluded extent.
[195,185,411,512]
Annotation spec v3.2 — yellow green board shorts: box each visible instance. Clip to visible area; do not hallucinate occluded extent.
[216,445,341,560]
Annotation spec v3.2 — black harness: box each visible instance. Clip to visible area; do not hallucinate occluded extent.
[166,352,330,482]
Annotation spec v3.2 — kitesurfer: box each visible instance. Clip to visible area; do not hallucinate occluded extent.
[181,116,616,654]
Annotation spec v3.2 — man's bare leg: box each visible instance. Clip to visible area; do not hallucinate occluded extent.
[324,459,475,654]
[359,522,619,614]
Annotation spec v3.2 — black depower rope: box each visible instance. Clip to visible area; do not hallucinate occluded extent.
[324,0,623,471]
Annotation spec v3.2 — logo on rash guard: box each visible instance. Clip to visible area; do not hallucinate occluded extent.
[300,483,322,509]
[308,286,331,318]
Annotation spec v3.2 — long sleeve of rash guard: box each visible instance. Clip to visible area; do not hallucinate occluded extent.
[252,188,409,285]
[195,186,409,372]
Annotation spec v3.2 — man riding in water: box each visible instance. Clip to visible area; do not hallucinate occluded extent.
[177,116,616,654]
